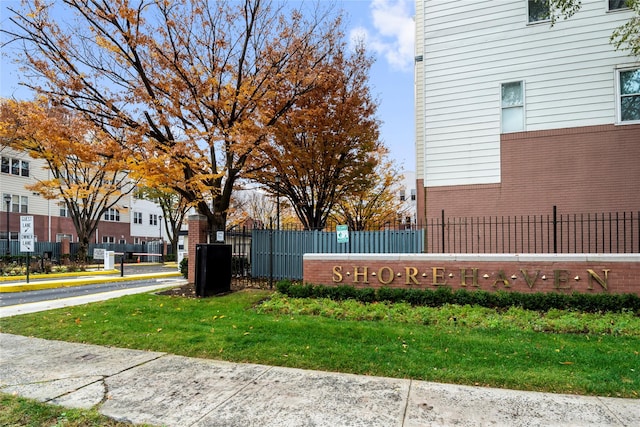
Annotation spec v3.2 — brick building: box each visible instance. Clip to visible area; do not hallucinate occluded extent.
[414,0,640,222]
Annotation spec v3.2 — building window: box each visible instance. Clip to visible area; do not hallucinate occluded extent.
[410,189,416,201]
[56,233,73,242]
[619,68,640,122]
[609,0,629,10]
[399,190,406,201]
[4,194,28,213]
[102,236,115,243]
[133,211,143,224]
[103,208,120,222]
[501,81,524,133]
[59,202,69,217]
[1,156,29,177]
[150,214,159,226]
[21,161,29,177]
[1,231,19,240]
[528,0,550,23]
[11,158,19,175]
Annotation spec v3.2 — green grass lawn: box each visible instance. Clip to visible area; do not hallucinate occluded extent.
[0,289,638,398]
[0,392,155,427]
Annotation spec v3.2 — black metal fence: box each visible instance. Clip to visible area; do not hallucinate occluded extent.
[425,207,639,254]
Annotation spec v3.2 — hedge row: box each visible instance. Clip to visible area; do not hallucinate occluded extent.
[275,281,640,314]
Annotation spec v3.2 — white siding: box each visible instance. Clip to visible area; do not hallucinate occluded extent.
[419,0,638,187]
[129,196,165,241]
[415,0,426,179]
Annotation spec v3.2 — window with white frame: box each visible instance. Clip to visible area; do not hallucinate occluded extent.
[150,213,159,226]
[59,202,69,217]
[1,231,19,240]
[102,236,115,243]
[399,190,406,201]
[133,211,143,224]
[528,0,550,23]
[1,156,29,177]
[4,194,28,213]
[56,233,73,242]
[410,189,416,201]
[619,68,640,122]
[103,208,120,221]
[609,0,629,10]
[501,81,525,133]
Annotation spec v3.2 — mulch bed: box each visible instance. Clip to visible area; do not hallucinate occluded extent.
[157,279,274,298]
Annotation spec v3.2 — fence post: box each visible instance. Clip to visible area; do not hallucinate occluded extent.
[269,218,273,289]
[553,205,557,254]
[441,209,445,254]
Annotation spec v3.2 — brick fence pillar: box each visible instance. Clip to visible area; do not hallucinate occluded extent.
[61,238,70,260]
[187,214,209,283]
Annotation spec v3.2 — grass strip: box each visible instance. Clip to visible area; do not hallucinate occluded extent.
[0,290,638,398]
[0,392,156,426]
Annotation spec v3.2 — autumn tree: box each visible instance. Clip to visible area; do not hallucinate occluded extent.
[135,186,191,256]
[330,151,407,231]
[252,42,381,230]
[2,0,342,233]
[226,182,298,230]
[0,98,138,260]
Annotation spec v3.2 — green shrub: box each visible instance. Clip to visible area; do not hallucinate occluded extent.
[275,283,640,314]
[276,280,292,294]
[179,257,188,279]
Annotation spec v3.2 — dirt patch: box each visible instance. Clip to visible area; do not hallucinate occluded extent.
[157,279,274,298]
[157,283,198,298]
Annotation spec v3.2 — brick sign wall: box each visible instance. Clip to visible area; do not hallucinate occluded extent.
[303,254,640,295]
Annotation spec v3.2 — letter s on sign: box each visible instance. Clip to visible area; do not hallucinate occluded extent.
[333,266,343,283]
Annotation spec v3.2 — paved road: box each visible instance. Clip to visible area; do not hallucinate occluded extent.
[0,277,184,307]
[0,263,185,317]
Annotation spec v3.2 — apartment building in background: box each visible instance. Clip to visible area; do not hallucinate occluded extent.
[414,0,640,222]
[1,147,166,246]
[399,171,418,227]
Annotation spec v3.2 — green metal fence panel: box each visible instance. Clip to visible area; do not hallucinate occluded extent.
[251,228,425,281]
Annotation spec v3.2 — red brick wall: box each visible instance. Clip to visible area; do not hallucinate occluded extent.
[303,254,640,295]
[187,214,209,283]
[417,124,640,221]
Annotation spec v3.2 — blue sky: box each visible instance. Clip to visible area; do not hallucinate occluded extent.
[0,0,415,171]
[340,0,416,171]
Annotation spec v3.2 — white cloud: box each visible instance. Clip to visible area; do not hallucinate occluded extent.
[350,0,415,72]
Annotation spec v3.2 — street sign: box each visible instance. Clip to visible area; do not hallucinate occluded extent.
[336,225,349,244]
[21,215,33,235]
[20,216,35,253]
[20,234,34,252]
[93,248,106,260]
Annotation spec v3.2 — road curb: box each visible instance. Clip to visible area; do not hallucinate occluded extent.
[0,272,182,293]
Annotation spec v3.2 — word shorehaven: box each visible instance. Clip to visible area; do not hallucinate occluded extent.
[331,265,611,291]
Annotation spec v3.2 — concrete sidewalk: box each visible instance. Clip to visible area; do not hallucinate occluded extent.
[0,333,638,427]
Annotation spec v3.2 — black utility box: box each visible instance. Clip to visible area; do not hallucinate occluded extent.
[195,244,232,297]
